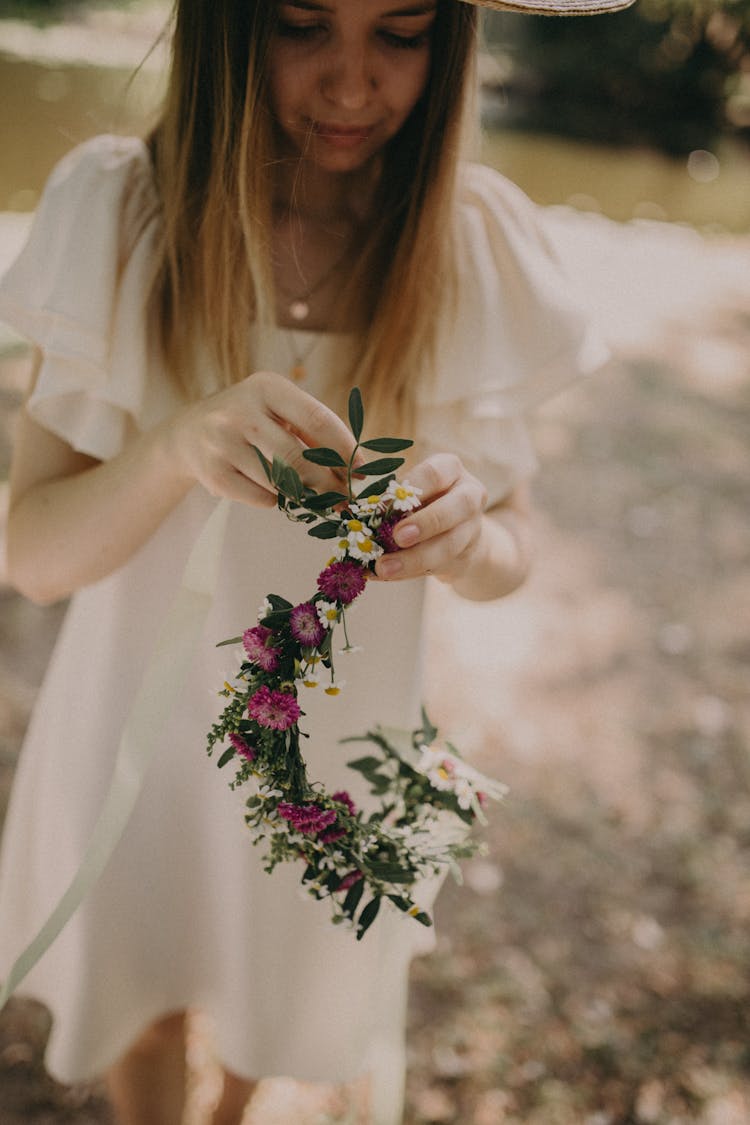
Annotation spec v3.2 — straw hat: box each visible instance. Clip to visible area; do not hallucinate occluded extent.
[461,0,635,14]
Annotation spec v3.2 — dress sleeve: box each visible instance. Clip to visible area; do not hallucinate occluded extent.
[0,134,162,460]
[415,163,610,505]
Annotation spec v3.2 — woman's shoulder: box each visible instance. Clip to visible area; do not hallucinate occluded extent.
[0,133,162,324]
[46,133,153,193]
[457,161,543,242]
[41,134,159,248]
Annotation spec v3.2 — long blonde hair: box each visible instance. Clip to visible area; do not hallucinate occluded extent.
[148,0,478,425]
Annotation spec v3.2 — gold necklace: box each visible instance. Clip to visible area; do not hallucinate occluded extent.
[284,326,320,383]
[276,247,352,324]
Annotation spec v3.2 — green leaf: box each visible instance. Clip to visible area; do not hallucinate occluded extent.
[262,610,292,629]
[268,594,293,611]
[355,457,405,476]
[279,464,303,502]
[368,862,412,883]
[303,491,349,511]
[347,755,384,773]
[216,635,243,648]
[356,476,392,499]
[356,895,381,939]
[369,775,393,795]
[271,455,287,487]
[307,521,342,539]
[419,706,439,745]
[302,447,347,468]
[360,437,413,453]
[253,445,273,483]
[348,387,364,441]
[343,877,365,918]
[217,747,235,768]
[387,894,410,912]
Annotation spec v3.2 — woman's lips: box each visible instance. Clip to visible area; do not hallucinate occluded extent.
[312,122,375,148]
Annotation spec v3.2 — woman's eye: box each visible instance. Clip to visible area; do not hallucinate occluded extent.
[276,20,325,41]
[380,30,431,50]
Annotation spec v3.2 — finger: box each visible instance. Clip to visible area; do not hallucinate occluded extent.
[205,464,278,508]
[246,419,349,494]
[397,453,464,503]
[391,475,486,551]
[376,521,478,582]
[254,373,358,463]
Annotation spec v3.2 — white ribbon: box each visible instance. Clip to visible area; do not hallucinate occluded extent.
[0,498,231,1011]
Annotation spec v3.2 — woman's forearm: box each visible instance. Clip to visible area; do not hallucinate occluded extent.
[6,417,193,605]
[7,369,360,605]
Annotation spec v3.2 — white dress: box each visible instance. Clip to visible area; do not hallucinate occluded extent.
[0,136,606,1120]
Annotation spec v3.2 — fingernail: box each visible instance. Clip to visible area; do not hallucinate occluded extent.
[394,523,419,547]
[378,557,403,579]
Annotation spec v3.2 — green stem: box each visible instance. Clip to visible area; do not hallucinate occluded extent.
[346,441,361,505]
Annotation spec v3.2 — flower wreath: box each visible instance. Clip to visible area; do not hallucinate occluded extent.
[207,390,507,940]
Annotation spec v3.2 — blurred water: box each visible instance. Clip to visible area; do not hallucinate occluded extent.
[0,45,748,231]
[0,53,163,213]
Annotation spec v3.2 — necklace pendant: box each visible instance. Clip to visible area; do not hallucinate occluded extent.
[290,362,306,383]
[289,300,309,322]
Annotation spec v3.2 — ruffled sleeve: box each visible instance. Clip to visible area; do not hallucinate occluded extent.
[0,134,165,460]
[415,163,609,505]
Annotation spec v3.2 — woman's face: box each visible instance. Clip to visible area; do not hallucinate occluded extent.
[268,0,436,176]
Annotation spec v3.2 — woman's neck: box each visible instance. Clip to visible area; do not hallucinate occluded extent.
[270,146,381,332]
[272,150,378,229]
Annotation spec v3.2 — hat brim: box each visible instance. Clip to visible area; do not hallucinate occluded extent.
[460,0,634,14]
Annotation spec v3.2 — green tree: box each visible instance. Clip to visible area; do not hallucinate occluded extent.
[484,0,750,153]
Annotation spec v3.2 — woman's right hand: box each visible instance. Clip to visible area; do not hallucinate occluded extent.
[7,366,357,604]
[167,371,358,507]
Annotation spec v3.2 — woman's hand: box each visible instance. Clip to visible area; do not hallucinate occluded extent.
[167,371,358,507]
[374,453,533,602]
[7,364,357,604]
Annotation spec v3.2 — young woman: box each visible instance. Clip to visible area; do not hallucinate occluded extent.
[0,0,631,1121]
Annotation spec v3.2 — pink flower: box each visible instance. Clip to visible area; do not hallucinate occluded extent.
[242,625,282,672]
[374,514,405,554]
[228,732,255,761]
[289,602,326,648]
[319,825,347,845]
[278,802,338,836]
[338,870,363,892]
[317,560,367,605]
[332,790,357,816]
[247,686,301,731]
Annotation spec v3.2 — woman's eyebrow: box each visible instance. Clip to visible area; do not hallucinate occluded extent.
[282,1,437,13]
[283,1,332,11]
[383,3,437,14]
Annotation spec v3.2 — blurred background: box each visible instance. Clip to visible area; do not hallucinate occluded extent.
[0,1,749,1123]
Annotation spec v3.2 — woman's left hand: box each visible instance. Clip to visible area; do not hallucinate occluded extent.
[374,453,488,585]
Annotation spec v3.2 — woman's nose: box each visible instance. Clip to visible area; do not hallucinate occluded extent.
[321,46,375,110]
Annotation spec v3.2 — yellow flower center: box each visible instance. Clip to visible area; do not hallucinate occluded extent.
[347,519,364,532]
[437,767,450,780]
[324,686,341,696]
[359,539,374,553]
[223,681,236,694]
[395,486,409,500]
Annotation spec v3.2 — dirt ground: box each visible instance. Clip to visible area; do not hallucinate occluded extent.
[0,224,749,1124]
